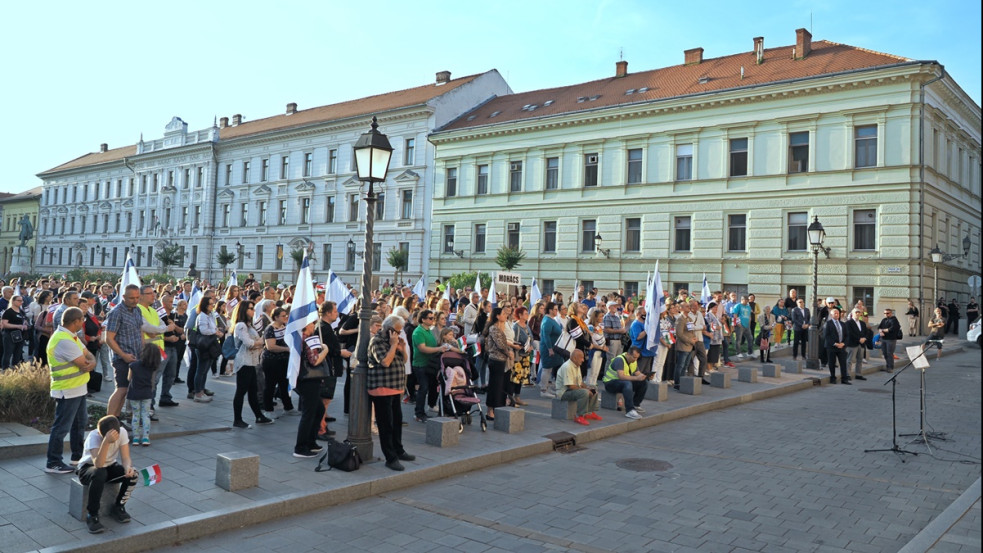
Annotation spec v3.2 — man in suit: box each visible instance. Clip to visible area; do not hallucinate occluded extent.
[824,307,850,384]
[844,308,871,381]
[790,298,810,360]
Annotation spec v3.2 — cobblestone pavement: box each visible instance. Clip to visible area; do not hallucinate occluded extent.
[150,347,981,553]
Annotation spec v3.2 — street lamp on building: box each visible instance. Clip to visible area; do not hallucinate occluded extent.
[348,116,393,461]
[929,236,970,305]
[447,239,464,258]
[806,216,830,370]
[594,234,610,258]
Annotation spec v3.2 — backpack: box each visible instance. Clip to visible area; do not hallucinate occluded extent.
[221,333,240,360]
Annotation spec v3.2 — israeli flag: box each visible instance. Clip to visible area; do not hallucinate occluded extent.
[529,277,542,306]
[109,252,142,309]
[571,281,579,305]
[229,267,238,288]
[327,270,354,315]
[488,274,497,308]
[645,261,665,351]
[286,251,318,390]
[701,274,712,304]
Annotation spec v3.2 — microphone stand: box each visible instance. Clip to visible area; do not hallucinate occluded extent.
[864,347,925,462]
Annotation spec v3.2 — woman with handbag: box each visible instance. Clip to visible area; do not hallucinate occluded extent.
[584,309,609,389]
[34,290,55,365]
[508,307,533,406]
[262,308,296,416]
[757,308,775,363]
[1,295,28,368]
[565,303,591,378]
[293,321,328,459]
[484,306,515,420]
[367,315,415,471]
[192,296,223,403]
[231,301,273,429]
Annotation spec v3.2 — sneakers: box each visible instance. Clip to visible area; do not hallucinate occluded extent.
[293,449,318,458]
[203,389,215,396]
[194,394,212,403]
[132,439,140,447]
[45,462,74,474]
[585,412,603,421]
[159,400,179,407]
[316,431,335,441]
[309,445,323,453]
[634,406,645,414]
[283,409,301,417]
[110,503,131,523]
[261,410,277,420]
[725,362,736,368]
[385,459,405,471]
[70,456,82,467]
[574,415,590,426]
[141,438,151,447]
[414,414,429,423]
[187,392,195,400]
[256,415,275,425]
[625,409,642,420]
[233,421,251,429]
[539,390,556,399]
[86,513,104,534]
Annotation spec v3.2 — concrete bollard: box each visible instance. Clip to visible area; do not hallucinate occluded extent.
[678,376,702,395]
[216,451,259,492]
[425,417,460,447]
[493,407,524,433]
[645,380,668,401]
[551,399,577,420]
[778,359,804,373]
[710,372,731,388]
[761,364,782,378]
[69,478,120,521]
[738,366,759,383]
[600,390,623,410]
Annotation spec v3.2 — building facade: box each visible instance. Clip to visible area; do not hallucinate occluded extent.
[36,70,511,285]
[429,30,981,328]
[0,187,41,276]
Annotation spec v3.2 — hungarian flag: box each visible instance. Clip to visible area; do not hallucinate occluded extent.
[533,350,541,365]
[456,337,466,351]
[140,464,162,486]
[472,341,482,358]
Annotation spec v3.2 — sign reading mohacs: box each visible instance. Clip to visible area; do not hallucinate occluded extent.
[496,272,521,287]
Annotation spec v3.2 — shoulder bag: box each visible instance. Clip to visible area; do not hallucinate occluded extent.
[301,324,332,381]
[314,439,362,472]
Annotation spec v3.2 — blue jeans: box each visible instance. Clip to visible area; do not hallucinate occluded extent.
[604,379,643,413]
[673,349,694,384]
[882,339,897,371]
[154,346,179,403]
[129,398,151,441]
[721,337,731,363]
[47,395,87,466]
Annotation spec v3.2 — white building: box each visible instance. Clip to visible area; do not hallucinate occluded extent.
[37,70,511,285]
[428,30,981,327]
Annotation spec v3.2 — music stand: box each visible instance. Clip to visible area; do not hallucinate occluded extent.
[863,347,925,462]
[900,341,948,450]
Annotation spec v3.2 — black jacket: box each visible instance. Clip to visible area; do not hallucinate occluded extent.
[877,316,903,340]
[845,319,873,348]
[823,318,846,347]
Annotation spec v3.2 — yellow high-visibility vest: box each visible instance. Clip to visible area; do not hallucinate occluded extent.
[47,329,89,391]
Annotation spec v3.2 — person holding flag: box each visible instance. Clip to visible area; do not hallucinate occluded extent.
[284,252,323,458]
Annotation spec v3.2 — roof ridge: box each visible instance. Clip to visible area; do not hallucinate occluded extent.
[820,39,910,62]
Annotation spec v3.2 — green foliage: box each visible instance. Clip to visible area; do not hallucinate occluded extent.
[289,248,306,268]
[155,243,183,275]
[447,271,492,292]
[143,273,178,285]
[386,247,409,283]
[65,268,89,282]
[61,269,120,284]
[495,246,527,271]
[0,360,54,426]
[216,249,237,278]
[3,272,44,283]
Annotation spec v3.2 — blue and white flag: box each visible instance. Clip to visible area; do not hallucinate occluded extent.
[701,274,712,305]
[286,252,318,390]
[188,281,202,313]
[571,281,579,305]
[12,280,20,299]
[442,283,451,301]
[488,274,497,308]
[473,272,481,294]
[529,277,542,306]
[645,261,665,350]
[229,267,238,288]
[326,270,354,315]
[109,252,142,309]
[412,275,427,302]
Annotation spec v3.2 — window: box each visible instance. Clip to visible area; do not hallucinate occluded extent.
[375,192,385,220]
[180,207,187,227]
[676,144,693,180]
[541,279,555,296]
[584,153,598,187]
[673,282,688,294]
[674,216,691,252]
[625,218,641,252]
[348,194,359,221]
[853,209,876,250]
[345,246,355,272]
[474,224,486,253]
[167,171,173,187]
[446,168,457,197]
[543,221,557,253]
[222,204,231,227]
[197,167,204,187]
[183,169,191,189]
[278,200,287,225]
[372,243,381,272]
[404,138,415,166]
[152,173,159,192]
[582,220,597,252]
[627,148,642,184]
[788,131,809,173]
[242,161,251,184]
[300,198,310,224]
[275,246,283,270]
[401,190,412,219]
[304,152,313,177]
[194,206,201,228]
[476,165,489,194]
[322,244,331,270]
[853,287,874,310]
[507,222,520,249]
[624,282,639,299]
[855,125,877,168]
[787,212,808,251]
[443,225,455,254]
[125,214,132,232]
[509,161,522,192]
[147,246,154,267]
[258,201,267,226]
[225,164,232,185]
[256,245,263,269]
[325,196,335,223]
[545,157,559,190]
[328,149,337,174]
[103,214,109,233]
[261,158,269,182]
[728,214,746,251]
[729,138,748,177]
[127,179,134,196]
[116,179,122,197]
[280,155,289,179]
[140,175,147,194]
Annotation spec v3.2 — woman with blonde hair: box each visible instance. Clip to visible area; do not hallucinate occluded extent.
[565,302,591,377]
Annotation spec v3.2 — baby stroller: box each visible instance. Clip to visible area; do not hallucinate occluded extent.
[438,351,487,433]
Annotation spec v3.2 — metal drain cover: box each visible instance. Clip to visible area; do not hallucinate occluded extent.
[616,458,673,472]
[858,388,890,394]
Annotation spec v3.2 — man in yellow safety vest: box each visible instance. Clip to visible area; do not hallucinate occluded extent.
[44,307,97,474]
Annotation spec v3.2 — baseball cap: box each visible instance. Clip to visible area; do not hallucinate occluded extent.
[277,284,286,290]
[825,297,836,303]
[606,301,619,308]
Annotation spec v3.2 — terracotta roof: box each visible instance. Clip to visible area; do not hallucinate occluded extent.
[218,72,483,140]
[439,40,912,132]
[0,187,42,203]
[39,145,137,176]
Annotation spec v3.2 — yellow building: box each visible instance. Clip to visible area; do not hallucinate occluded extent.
[0,187,41,276]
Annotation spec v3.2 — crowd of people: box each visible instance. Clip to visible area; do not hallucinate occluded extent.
[0,274,978,534]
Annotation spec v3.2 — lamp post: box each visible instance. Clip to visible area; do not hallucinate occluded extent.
[348,116,393,461]
[929,237,970,308]
[806,216,830,370]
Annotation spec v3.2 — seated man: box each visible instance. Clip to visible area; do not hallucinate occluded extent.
[554,349,601,426]
[601,347,647,420]
[76,415,138,534]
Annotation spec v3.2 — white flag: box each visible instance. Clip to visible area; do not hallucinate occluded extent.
[645,261,665,351]
[701,274,712,304]
[285,252,319,390]
[473,272,481,295]
[229,267,238,288]
[109,252,142,309]
[488,274,497,308]
[529,277,542,306]
[412,275,427,301]
[571,281,579,305]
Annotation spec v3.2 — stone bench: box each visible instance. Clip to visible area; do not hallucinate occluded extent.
[493,407,524,434]
[709,372,731,389]
[216,451,259,492]
[425,417,460,447]
[678,376,702,395]
[645,380,668,402]
[600,390,623,411]
[738,367,758,383]
[761,364,782,378]
[778,359,804,374]
[550,399,577,420]
[69,478,119,521]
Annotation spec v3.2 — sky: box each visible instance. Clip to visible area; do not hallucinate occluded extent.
[1,0,979,195]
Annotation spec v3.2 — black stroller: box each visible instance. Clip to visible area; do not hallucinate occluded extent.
[437,351,487,433]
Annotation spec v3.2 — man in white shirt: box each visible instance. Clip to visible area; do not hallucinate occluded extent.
[76,415,137,533]
[554,349,600,426]
[461,292,481,336]
[44,307,96,474]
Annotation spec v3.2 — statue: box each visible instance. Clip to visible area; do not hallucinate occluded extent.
[187,263,200,279]
[17,215,33,248]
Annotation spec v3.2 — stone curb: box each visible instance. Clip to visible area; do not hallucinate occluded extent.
[898,477,981,553]
[0,425,231,461]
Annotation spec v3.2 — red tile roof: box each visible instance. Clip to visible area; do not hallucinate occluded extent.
[439,40,912,132]
[39,145,138,176]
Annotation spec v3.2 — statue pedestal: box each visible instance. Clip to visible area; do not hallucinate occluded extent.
[9,247,32,275]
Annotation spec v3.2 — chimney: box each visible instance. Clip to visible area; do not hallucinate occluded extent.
[684,47,704,65]
[219,117,229,128]
[231,114,242,126]
[615,60,628,77]
[99,143,108,153]
[436,70,451,84]
[795,28,812,59]
[286,102,297,115]
[753,36,764,64]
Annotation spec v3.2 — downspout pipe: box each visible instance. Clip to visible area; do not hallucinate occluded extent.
[918,66,945,334]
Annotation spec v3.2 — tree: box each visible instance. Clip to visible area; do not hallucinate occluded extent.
[447,271,491,292]
[289,248,306,270]
[386,246,409,285]
[155,244,183,276]
[495,245,526,271]
[216,249,237,278]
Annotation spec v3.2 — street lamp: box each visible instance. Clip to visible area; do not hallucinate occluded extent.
[928,237,970,306]
[806,216,831,370]
[447,239,464,258]
[594,234,610,258]
[348,116,393,461]
[347,238,364,258]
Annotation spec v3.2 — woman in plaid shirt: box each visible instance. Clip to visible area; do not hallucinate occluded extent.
[368,315,416,471]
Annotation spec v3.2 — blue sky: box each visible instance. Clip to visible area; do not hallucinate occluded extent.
[1,0,979,194]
